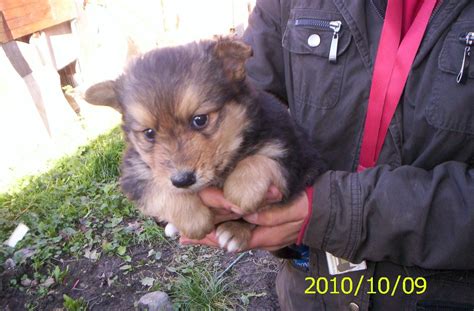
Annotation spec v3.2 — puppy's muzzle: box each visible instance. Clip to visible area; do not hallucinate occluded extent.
[170,171,196,188]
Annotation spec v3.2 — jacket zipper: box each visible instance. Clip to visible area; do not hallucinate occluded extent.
[295,18,342,63]
[456,32,473,84]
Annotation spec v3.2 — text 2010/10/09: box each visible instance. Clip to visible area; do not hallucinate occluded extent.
[304,276,427,296]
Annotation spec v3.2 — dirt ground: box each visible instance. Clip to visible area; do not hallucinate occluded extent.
[1,242,281,310]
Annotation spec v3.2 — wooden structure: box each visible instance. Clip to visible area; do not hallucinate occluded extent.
[0,0,76,43]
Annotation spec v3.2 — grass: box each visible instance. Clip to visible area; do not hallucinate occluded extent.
[0,126,241,310]
[171,267,236,310]
[0,127,148,269]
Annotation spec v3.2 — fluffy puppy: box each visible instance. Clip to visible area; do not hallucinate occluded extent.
[85,37,325,253]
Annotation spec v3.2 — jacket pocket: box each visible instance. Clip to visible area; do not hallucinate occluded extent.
[426,21,474,135]
[282,9,351,109]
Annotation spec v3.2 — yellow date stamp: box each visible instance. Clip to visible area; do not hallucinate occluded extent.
[305,275,427,296]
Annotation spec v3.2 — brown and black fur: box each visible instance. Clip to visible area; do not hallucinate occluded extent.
[84,37,325,254]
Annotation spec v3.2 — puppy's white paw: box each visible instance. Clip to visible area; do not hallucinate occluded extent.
[216,222,252,253]
[216,227,244,252]
[165,223,179,238]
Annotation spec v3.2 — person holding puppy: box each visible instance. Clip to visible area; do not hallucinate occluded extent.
[182,0,474,310]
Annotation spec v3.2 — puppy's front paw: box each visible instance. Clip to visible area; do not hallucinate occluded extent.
[180,221,214,240]
[216,221,254,252]
[161,194,214,240]
[223,168,270,214]
[223,155,285,213]
[177,207,214,240]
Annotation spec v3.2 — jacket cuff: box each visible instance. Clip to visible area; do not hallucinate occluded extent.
[302,171,363,260]
[301,171,332,250]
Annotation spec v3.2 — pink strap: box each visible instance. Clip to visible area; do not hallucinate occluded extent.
[358,0,437,172]
[296,186,313,245]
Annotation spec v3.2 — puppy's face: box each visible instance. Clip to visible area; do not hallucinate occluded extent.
[85,38,253,192]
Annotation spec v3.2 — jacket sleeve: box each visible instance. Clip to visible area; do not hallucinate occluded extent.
[303,161,474,270]
[243,0,287,101]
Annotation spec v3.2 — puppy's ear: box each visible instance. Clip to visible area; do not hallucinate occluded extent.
[84,80,121,112]
[213,37,253,82]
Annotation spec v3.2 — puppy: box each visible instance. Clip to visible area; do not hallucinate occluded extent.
[85,37,325,253]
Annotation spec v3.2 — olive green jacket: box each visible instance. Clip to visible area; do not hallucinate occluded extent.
[244,0,474,309]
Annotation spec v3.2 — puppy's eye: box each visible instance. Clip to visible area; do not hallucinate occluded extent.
[191,114,209,130]
[143,128,156,141]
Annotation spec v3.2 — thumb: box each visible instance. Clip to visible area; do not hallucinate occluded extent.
[265,185,283,203]
[244,193,308,226]
[198,187,243,214]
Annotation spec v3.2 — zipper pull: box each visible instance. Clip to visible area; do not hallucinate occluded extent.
[329,21,342,63]
[456,32,473,84]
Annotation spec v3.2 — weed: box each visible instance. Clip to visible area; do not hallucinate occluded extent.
[63,294,87,311]
[171,267,236,310]
[51,265,69,284]
[136,219,167,245]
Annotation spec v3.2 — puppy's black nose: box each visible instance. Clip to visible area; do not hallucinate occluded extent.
[170,171,196,188]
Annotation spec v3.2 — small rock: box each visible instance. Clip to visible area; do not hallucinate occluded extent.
[21,278,33,287]
[14,248,35,261]
[4,258,16,270]
[138,291,173,311]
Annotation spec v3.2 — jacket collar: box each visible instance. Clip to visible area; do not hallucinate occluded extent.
[331,0,471,72]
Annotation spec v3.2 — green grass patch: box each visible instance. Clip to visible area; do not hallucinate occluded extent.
[0,127,164,269]
[171,267,236,310]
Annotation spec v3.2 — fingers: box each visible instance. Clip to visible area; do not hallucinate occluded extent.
[246,220,302,250]
[199,187,242,214]
[214,212,241,224]
[244,193,308,226]
[180,231,220,248]
[199,185,285,215]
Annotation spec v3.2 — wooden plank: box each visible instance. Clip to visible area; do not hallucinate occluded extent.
[1,9,52,37]
[0,10,13,42]
[1,3,51,23]
[0,0,76,43]
[2,8,51,28]
[0,0,39,11]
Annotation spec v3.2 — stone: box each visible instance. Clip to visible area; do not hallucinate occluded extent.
[138,291,173,311]
[4,258,16,270]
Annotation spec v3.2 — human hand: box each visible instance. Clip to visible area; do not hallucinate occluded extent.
[197,187,242,224]
[197,185,284,224]
[180,188,309,252]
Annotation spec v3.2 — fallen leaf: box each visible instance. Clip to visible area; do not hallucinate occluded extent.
[41,277,55,288]
[84,249,100,260]
[126,221,143,233]
[120,264,132,271]
[140,277,155,287]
